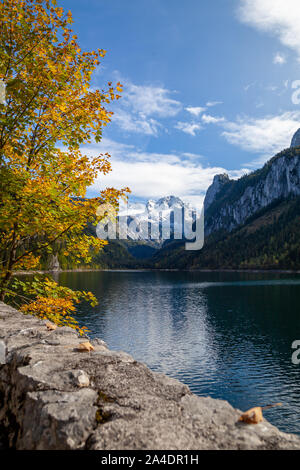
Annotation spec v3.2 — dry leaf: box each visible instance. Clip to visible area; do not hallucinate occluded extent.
[77,341,94,352]
[239,407,263,424]
[45,321,57,331]
[239,402,282,425]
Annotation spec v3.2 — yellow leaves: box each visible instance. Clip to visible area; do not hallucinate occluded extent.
[0,1,116,155]
[66,10,73,24]
[55,7,63,18]
[116,82,123,93]
[14,276,95,335]
[58,103,67,112]
[14,253,40,271]
[48,63,57,74]
[20,294,84,334]
[0,0,129,334]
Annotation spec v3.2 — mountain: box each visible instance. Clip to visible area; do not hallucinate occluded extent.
[119,195,193,247]
[55,195,192,270]
[204,173,229,212]
[151,195,300,270]
[52,130,300,271]
[291,128,300,148]
[151,129,300,270]
[204,146,300,236]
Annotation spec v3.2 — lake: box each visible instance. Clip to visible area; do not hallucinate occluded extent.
[58,270,300,435]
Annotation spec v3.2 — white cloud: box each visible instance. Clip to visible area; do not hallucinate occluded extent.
[123,81,182,118]
[206,101,223,107]
[238,0,300,59]
[107,78,182,136]
[174,121,203,136]
[173,106,300,166]
[174,113,226,136]
[83,138,185,165]
[273,52,286,65]
[85,139,242,206]
[113,109,161,136]
[201,114,226,124]
[185,106,206,117]
[82,138,133,159]
[221,111,300,162]
[182,152,204,159]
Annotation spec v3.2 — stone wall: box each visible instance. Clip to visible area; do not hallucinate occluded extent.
[1,301,300,450]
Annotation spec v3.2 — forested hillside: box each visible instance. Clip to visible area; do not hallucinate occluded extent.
[152,196,300,270]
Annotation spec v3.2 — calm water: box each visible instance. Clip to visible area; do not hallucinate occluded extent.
[58,270,300,435]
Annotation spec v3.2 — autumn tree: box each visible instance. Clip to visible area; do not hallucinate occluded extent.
[0,0,128,332]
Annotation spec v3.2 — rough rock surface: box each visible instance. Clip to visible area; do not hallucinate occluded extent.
[204,148,300,235]
[204,173,230,211]
[1,301,300,450]
[291,128,300,148]
[47,253,60,272]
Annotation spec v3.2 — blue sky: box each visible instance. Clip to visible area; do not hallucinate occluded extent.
[60,0,300,207]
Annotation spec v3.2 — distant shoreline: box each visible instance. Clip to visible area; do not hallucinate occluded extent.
[13,268,300,275]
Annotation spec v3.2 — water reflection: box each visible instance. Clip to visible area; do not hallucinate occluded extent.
[59,270,300,434]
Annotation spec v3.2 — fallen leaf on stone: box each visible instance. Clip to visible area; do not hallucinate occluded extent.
[239,407,263,424]
[45,321,57,331]
[239,403,282,425]
[77,341,94,352]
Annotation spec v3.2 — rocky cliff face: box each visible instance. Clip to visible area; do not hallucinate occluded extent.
[47,253,60,271]
[291,128,300,148]
[204,133,300,235]
[204,173,230,211]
